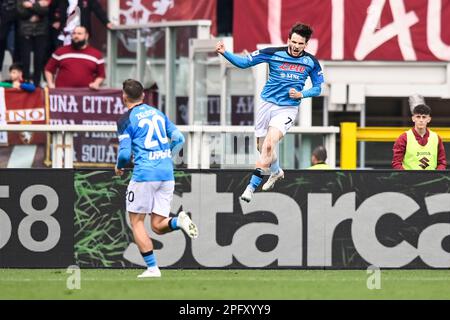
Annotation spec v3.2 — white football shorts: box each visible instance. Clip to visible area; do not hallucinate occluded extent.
[255,101,298,138]
[126,180,175,217]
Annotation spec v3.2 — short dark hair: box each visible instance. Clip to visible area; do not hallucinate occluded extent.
[312,145,327,162]
[122,79,144,102]
[289,23,313,42]
[413,104,431,116]
[9,63,23,73]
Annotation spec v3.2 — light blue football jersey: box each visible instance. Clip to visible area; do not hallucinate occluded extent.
[116,103,179,182]
[223,47,324,107]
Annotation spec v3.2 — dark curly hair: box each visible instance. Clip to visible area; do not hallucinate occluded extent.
[289,23,313,42]
[412,104,431,116]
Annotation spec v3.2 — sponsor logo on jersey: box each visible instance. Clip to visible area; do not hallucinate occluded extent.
[280,73,300,80]
[149,149,172,160]
[279,62,306,73]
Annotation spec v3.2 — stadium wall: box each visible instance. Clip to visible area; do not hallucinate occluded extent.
[0,169,449,269]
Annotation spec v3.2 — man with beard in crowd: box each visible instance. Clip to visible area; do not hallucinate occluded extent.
[44,25,105,89]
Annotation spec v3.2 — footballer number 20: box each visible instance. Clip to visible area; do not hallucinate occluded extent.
[0,185,60,252]
[138,115,168,149]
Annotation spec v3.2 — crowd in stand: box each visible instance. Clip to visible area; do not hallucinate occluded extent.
[0,0,112,90]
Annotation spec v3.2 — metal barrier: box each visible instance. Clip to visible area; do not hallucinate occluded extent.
[107,20,212,121]
[0,124,339,169]
[183,125,339,169]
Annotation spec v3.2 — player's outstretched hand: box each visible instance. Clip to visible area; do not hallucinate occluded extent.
[289,88,303,99]
[115,166,124,176]
[216,41,225,54]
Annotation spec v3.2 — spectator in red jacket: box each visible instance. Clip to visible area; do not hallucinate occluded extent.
[44,25,105,89]
[392,104,446,170]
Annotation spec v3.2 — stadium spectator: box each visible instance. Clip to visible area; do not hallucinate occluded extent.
[44,25,105,89]
[57,0,113,45]
[308,145,331,169]
[216,23,324,202]
[392,104,446,170]
[115,79,198,278]
[16,0,50,86]
[47,0,65,59]
[0,62,36,92]
[0,0,19,75]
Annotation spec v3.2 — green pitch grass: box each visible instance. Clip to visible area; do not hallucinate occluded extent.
[1,269,450,300]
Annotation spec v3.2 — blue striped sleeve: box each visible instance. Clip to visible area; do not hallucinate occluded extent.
[301,85,322,98]
[309,58,325,87]
[222,50,269,68]
[170,129,185,156]
[164,115,185,156]
[301,57,324,98]
[116,113,132,169]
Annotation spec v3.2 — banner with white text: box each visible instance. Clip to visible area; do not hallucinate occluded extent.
[233,0,450,61]
[0,88,47,168]
[0,169,74,267]
[47,88,128,167]
[73,170,450,269]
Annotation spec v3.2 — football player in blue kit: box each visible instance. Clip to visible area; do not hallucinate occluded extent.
[115,79,198,278]
[216,23,324,202]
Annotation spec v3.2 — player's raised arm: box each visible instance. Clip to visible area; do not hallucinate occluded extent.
[216,40,267,69]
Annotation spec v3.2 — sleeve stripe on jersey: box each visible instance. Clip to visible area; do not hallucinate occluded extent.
[118,134,130,141]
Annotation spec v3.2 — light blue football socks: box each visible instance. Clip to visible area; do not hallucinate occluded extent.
[248,168,264,192]
[141,250,157,268]
[169,217,179,231]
